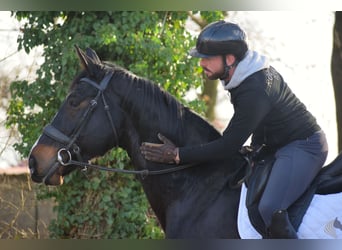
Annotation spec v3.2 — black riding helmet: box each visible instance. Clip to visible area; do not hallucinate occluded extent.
[189,20,248,80]
[189,20,248,60]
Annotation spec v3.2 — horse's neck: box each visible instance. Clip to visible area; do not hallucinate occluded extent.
[108,73,220,168]
[105,85,150,169]
[119,118,147,171]
[113,75,180,139]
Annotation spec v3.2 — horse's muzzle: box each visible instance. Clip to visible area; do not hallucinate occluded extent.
[28,144,65,185]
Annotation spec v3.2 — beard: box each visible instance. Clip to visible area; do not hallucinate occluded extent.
[203,67,225,80]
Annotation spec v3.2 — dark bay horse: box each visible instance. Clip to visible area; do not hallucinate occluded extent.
[28,47,243,238]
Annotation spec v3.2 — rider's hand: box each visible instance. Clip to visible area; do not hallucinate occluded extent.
[140,133,180,164]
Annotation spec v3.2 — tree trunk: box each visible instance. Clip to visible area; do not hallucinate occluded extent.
[201,77,218,122]
[332,11,342,152]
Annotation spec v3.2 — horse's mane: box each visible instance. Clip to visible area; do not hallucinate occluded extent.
[72,61,221,145]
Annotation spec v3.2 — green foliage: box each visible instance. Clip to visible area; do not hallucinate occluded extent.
[8,11,221,238]
[37,149,164,239]
[196,11,226,24]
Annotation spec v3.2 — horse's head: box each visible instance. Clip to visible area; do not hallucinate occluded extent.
[28,46,124,185]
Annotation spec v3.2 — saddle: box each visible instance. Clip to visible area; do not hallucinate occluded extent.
[231,146,342,238]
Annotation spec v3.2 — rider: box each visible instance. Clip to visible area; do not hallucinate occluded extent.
[140,20,328,238]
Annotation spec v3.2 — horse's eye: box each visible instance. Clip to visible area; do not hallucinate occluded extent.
[68,97,80,107]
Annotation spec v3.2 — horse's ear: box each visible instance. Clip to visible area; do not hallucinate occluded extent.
[74,45,99,77]
[85,47,102,64]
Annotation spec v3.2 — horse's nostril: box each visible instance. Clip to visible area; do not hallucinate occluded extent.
[28,155,36,172]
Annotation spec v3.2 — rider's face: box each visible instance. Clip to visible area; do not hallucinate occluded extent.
[200,56,225,80]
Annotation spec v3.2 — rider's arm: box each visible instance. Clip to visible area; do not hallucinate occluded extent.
[178,83,271,164]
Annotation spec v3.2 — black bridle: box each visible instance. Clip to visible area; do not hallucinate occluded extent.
[44,72,118,153]
[41,71,196,183]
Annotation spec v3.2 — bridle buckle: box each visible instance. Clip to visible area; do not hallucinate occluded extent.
[57,148,72,166]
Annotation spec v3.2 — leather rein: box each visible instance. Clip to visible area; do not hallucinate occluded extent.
[42,71,195,181]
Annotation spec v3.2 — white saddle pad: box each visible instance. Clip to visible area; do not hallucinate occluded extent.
[238,184,342,239]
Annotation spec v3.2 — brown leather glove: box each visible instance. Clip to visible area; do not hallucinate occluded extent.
[140,133,180,164]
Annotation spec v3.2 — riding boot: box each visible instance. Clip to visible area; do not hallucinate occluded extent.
[267,210,298,239]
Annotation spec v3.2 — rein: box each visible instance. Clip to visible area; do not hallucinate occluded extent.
[58,153,196,179]
[42,71,196,181]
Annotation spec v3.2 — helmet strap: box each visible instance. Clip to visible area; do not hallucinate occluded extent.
[220,55,238,82]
